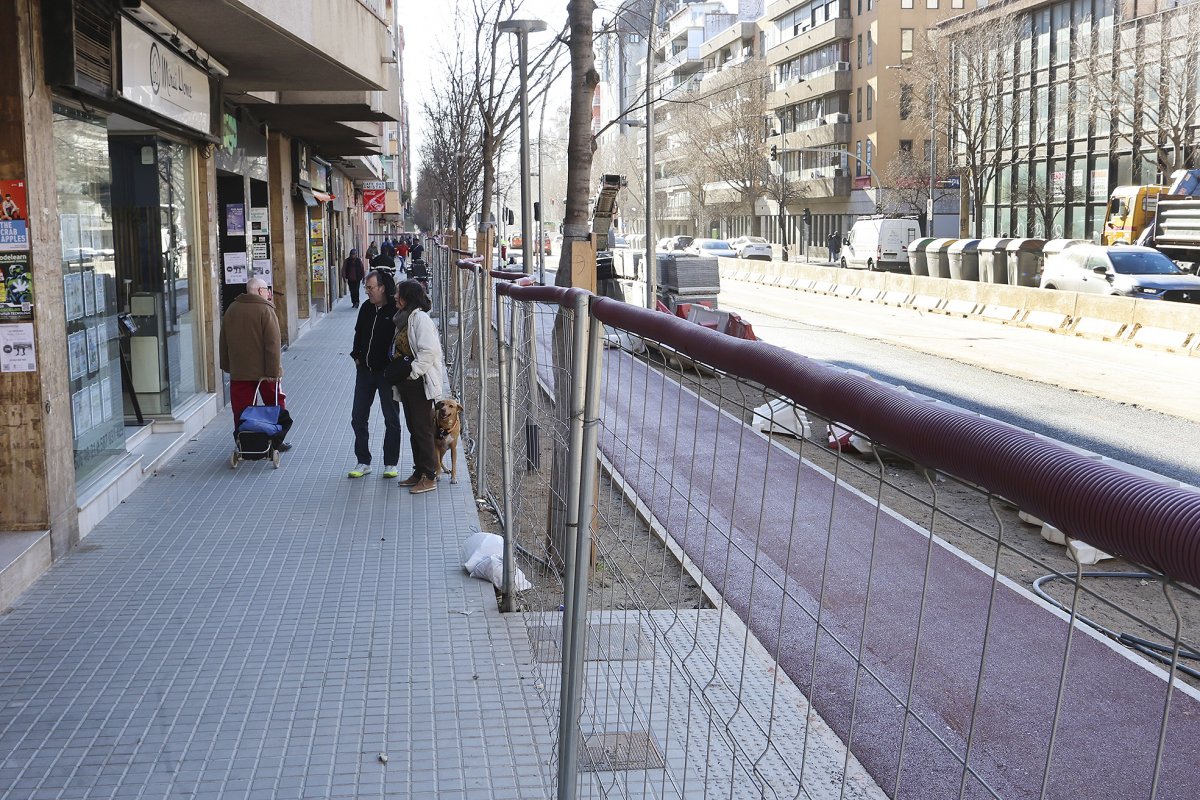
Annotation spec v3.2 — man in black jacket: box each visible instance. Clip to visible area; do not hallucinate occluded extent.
[347,269,401,478]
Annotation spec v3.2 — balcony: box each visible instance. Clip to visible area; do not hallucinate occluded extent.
[658,45,703,78]
[699,21,758,61]
[780,117,850,149]
[784,172,852,200]
[766,64,851,108]
[766,17,852,67]
[145,0,394,92]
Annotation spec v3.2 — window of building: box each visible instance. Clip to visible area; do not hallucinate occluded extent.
[866,139,873,173]
[867,31,873,65]
[901,29,913,60]
[857,34,863,68]
[902,0,913,7]
[952,0,964,7]
[856,87,862,121]
[927,0,939,8]
[900,83,913,119]
[856,141,863,176]
[866,85,873,120]
[899,139,913,155]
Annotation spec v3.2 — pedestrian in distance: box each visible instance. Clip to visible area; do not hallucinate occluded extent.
[371,243,396,276]
[395,238,410,275]
[386,279,444,494]
[342,248,366,308]
[828,231,841,264]
[219,276,291,451]
[410,238,424,263]
[347,269,402,479]
[366,241,379,261]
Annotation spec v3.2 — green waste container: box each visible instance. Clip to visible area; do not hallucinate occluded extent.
[925,238,958,279]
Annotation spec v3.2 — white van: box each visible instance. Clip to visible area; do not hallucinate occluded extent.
[841,217,921,272]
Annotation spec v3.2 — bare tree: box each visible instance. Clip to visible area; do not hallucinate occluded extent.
[471,0,564,255]
[910,13,1046,237]
[1084,4,1200,177]
[417,54,484,234]
[675,60,774,237]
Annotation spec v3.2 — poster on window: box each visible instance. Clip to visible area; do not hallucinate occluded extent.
[252,259,273,284]
[0,179,28,252]
[86,324,99,373]
[225,203,245,236]
[82,269,95,317]
[0,252,33,321]
[71,388,90,438]
[88,383,103,430]
[100,377,113,421]
[68,330,87,380]
[249,207,269,234]
[0,322,36,372]
[94,271,107,314]
[222,251,248,284]
[64,273,84,321]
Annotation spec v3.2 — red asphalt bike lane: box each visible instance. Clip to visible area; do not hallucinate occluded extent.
[526,315,1200,800]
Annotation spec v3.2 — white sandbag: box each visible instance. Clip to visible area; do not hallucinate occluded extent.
[462,532,532,592]
[470,554,533,592]
[751,398,811,439]
[463,532,503,573]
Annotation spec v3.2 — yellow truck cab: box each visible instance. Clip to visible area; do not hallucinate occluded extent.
[1102,185,1170,245]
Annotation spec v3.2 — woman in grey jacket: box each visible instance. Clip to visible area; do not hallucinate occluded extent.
[390,279,445,493]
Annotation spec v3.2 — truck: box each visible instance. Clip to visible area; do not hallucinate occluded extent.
[1130,171,1200,272]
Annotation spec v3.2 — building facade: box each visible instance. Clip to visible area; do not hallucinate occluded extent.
[940,0,1199,240]
[0,0,404,610]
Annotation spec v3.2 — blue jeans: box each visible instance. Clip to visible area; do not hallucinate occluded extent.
[351,366,401,466]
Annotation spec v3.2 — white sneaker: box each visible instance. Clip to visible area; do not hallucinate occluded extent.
[347,463,372,478]
[381,465,399,479]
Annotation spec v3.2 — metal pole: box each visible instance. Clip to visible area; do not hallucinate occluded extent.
[644,0,658,310]
[496,292,517,613]
[517,32,535,276]
[537,97,548,284]
[475,266,487,498]
[556,304,604,799]
[456,266,466,402]
[929,72,937,237]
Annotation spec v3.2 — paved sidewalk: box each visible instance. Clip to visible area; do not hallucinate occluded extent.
[0,299,555,799]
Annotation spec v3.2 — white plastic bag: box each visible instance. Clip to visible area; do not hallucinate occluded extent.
[462,532,532,592]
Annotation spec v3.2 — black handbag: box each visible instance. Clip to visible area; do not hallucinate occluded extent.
[384,355,413,386]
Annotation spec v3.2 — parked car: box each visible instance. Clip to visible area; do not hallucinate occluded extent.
[684,238,738,258]
[656,235,694,252]
[1039,244,1200,301]
[729,235,773,261]
[841,217,921,271]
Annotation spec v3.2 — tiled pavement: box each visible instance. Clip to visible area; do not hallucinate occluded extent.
[0,299,555,799]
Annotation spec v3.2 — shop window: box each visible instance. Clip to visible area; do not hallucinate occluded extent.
[53,107,125,485]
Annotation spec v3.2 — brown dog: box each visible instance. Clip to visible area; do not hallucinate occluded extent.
[433,399,463,483]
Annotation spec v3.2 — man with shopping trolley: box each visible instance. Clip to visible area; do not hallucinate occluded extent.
[219,276,292,452]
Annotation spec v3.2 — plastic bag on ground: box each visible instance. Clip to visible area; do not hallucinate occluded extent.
[462,532,532,592]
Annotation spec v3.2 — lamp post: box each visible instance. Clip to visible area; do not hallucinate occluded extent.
[497,18,548,277]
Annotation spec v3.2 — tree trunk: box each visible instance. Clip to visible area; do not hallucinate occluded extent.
[547,0,598,568]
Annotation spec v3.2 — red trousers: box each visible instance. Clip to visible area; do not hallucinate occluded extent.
[231,380,285,430]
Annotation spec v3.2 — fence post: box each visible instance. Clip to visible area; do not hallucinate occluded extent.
[496,291,517,613]
[475,267,488,499]
[555,303,604,799]
[456,265,467,402]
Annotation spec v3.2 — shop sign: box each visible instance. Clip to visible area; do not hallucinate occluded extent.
[309,160,327,192]
[0,252,33,320]
[0,180,29,251]
[362,181,386,213]
[119,17,212,135]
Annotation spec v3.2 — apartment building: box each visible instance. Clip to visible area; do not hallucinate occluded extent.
[937,0,1198,240]
[764,0,976,252]
[0,0,404,606]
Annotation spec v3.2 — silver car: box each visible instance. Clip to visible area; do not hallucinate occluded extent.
[684,238,737,258]
[1039,244,1200,302]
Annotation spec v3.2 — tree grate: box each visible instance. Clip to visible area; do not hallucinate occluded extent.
[579,731,665,772]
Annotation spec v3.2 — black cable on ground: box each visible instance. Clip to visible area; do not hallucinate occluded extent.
[1033,571,1200,680]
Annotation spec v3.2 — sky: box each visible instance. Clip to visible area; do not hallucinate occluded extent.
[399,0,573,167]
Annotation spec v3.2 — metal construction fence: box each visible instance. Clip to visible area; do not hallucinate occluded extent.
[430,242,1200,800]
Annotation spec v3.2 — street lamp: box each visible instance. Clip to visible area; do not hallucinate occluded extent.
[497,18,548,277]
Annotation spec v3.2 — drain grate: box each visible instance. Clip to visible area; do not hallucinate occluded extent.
[529,623,653,663]
[580,731,665,772]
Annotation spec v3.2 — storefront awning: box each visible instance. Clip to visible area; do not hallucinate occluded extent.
[312,190,335,203]
[296,186,318,207]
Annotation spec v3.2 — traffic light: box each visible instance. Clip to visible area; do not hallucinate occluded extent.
[533,201,541,222]
[803,208,812,226]
[505,208,515,225]
[770,145,778,162]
